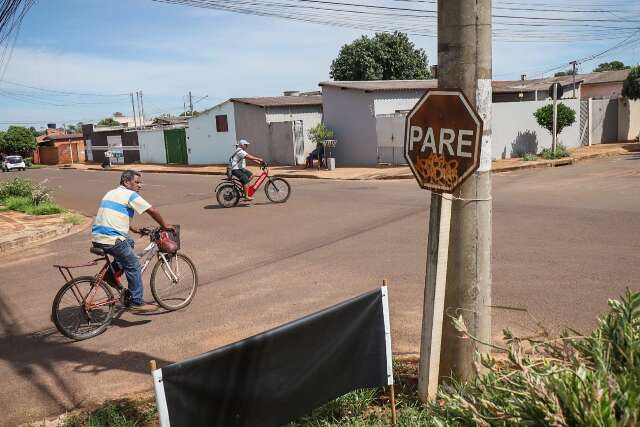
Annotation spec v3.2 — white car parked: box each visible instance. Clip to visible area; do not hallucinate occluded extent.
[2,155,26,172]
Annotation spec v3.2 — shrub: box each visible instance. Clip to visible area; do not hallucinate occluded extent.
[31,180,53,205]
[308,123,335,146]
[541,143,570,159]
[24,157,32,167]
[425,289,640,426]
[522,153,538,161]
[0,177,33,200]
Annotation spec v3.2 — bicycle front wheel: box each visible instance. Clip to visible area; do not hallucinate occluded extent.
[51,276,116,340]
[265,177,291,203]
[150,253,198,310]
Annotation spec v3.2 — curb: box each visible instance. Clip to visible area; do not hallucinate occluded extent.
[0,214,92,255]
[60,147,637,180]
[0,223,72,254]
[493,158,575,173]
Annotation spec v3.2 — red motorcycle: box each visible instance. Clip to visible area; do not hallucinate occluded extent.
[215,163,291,208]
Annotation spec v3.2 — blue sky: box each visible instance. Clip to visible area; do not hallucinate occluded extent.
[0,0,638,130]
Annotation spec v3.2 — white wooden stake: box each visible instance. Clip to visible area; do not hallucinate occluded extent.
[418,192,452,402]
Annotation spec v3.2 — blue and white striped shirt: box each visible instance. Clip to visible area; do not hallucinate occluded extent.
[92,186,151,245]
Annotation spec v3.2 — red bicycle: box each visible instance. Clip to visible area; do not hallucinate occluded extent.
[51,227,198,340]
[215,162,291,208]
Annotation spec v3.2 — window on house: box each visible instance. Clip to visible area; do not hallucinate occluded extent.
[216,115,228,132]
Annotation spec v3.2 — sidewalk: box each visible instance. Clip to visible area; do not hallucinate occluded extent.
[0,210,90,255]
[63,142,639,180]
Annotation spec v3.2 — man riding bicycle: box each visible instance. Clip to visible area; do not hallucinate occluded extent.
[229,139,265,201]
[91,170,173,313]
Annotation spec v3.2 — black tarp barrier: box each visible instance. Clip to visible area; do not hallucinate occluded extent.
[155,287,391,427]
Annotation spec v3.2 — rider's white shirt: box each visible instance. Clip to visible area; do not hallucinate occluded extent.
[230,149,247,170]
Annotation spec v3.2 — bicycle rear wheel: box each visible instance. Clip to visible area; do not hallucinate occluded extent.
[265,177,291,203]
[150,253,198,310]
[52,276,116,340]
[216,183,240,208]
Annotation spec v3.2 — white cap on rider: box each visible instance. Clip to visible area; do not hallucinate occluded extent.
[238,139,250,146]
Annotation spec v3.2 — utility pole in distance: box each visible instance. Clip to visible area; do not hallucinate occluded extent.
[130,92,138,129]
[570,60,578,98]
[188,91,193,116]
[438,0,493,383]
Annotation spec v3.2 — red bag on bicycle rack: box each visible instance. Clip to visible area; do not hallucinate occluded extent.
[157,226,180,254]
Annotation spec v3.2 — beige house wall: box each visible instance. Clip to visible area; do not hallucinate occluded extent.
[581,82,623,99]
[618,98,640,141]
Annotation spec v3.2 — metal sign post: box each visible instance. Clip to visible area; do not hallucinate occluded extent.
[404,89,483,401]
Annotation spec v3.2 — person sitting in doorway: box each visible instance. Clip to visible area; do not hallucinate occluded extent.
[305,142,325,169]
[229,139,265,201]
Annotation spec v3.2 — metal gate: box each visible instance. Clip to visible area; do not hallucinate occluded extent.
[376,113,407,165]
[293,120,305,165]
[579,99,590,146]
[164,128,188,164]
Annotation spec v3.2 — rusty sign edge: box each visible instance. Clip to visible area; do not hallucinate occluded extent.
[403,88,484,192]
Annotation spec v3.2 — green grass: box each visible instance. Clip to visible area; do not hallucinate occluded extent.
[62,399,156,427]
[0,178,63,215]
[25,201,64,215]
[2,196,32,212]
[0,196,63,215]
[63,212,83,225]
[521,153,538,161]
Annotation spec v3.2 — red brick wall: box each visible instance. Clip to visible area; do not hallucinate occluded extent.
[38,142,86,164]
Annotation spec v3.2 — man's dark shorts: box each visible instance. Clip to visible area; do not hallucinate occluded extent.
[232,168,253,185]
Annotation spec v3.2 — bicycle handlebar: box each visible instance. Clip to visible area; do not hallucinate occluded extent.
[139,226,158,236]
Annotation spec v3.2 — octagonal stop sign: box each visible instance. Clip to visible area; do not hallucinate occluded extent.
[404,89,483,193]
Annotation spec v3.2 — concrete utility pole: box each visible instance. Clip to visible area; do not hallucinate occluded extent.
[437,0,492,382]
[140,90,146,126]
[570,61,578,98]
[188,91,194,116]
[130,93,138,129]
[136,91,143,129]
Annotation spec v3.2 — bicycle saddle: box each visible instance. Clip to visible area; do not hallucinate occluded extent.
[90,246,106,256]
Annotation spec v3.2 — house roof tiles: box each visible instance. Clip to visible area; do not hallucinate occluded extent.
[319,70,630,94]
[231,95,322,107]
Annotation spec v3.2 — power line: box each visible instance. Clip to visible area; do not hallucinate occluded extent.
[0,78,131,97]
[152,0,640,42]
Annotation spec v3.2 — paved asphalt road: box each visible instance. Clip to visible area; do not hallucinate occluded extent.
[1,156,639,426]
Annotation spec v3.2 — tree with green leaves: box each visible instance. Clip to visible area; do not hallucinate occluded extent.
[97,117,121,127]
[330,32,431,81]
[622,66,640,100]
[593,61,630,72]
[0,126,37,157]
[533,103,576,136]
[554,69,576,77]
[28,126,43,138]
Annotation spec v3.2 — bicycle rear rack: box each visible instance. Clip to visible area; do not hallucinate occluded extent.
[53,259,102,283]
